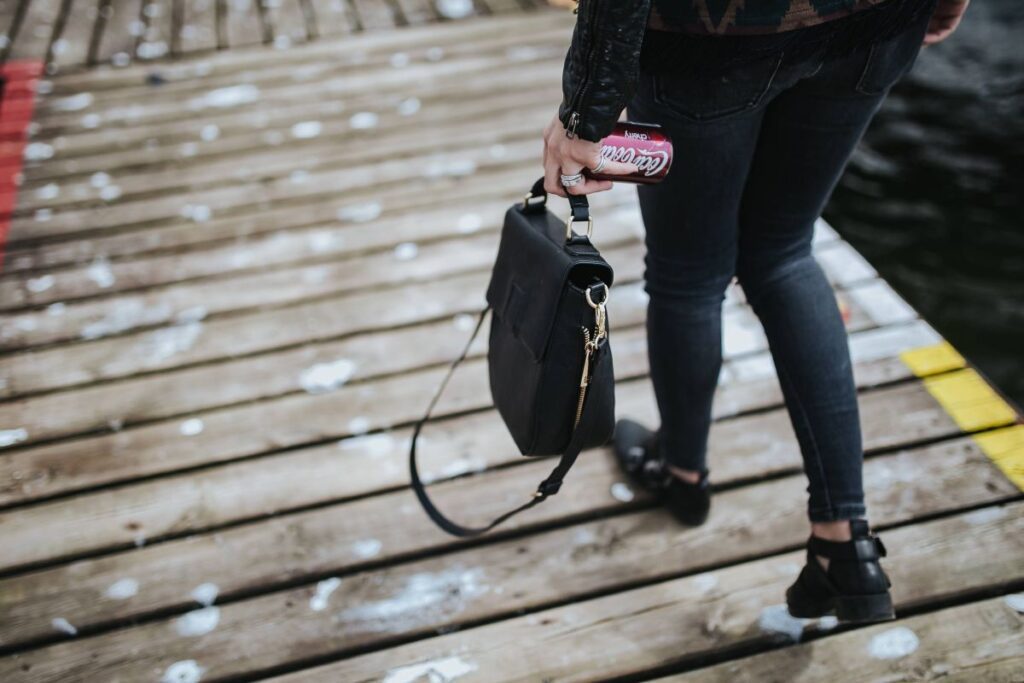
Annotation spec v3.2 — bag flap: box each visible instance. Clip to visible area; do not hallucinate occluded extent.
[485,203,613,361]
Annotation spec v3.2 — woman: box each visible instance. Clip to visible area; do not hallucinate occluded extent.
[542,0,969,624]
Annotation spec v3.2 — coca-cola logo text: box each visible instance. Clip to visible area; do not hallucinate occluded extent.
[599,144,669,177]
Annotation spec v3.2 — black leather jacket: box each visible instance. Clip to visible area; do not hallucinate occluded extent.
[558,0,653,142]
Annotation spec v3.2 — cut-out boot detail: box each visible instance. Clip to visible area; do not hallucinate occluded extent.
[786,519,894,624]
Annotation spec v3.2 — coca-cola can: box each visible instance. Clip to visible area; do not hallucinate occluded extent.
[585,122,673,184]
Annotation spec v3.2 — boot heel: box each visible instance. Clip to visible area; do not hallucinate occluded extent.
[835,592,895,624]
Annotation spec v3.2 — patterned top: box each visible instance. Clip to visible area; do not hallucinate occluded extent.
[649,0,897,35]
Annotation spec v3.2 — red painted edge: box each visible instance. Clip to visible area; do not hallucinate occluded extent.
[0,60,44,271]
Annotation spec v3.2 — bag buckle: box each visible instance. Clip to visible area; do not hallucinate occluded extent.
[565,214,594,241]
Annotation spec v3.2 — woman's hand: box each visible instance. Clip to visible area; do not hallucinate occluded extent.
[542,115,637,197]
[923,0,969,45]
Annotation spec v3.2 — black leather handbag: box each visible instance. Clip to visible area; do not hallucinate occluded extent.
[409,178,616,537]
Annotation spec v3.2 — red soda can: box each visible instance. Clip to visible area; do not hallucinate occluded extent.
[585,122,673,185]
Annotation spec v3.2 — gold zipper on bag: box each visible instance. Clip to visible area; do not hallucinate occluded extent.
[573,286,609,429]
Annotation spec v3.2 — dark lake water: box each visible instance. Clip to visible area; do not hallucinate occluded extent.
[825,0,1024,407]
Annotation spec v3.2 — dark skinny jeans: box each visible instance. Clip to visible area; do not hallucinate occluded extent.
[626,11,931,522]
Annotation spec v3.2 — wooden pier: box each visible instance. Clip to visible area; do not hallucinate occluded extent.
[1,6,1022,682]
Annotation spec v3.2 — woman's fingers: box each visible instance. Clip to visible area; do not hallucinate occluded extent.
[544,159,567,197]
[565,177,613,196]
[575,148,633,177]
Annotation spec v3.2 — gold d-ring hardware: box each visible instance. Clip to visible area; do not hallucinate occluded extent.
[585,286,609,343]
[565,214,594,241]
[523,193,546,210]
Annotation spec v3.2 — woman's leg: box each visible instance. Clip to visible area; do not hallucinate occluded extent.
[627,75,769,475]
[735,19,931,525]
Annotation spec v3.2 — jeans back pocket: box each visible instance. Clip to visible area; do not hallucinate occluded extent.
[854,10,932,95]
[651,48,785,122]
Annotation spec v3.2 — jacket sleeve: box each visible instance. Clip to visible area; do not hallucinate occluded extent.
[558,0,653,143]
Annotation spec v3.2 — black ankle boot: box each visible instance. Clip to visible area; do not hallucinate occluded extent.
[612,418,711,526]
[786,519,895,624]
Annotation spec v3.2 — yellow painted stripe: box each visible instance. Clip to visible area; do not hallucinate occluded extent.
[921,369,1018,432]
[973,425,1024,491]
[901,341,1022,492]
[900,341,966,377]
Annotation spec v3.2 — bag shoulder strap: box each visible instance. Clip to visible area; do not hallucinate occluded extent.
[408,303,608,538]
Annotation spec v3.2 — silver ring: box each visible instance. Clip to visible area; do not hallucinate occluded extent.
[560,173,583,187]
[591,156,609,174]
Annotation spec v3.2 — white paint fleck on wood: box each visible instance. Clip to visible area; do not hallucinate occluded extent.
[105,578,140,600]
[435,0,474,19]
[86,257,115,289]
[51,617,78,635]
[299,359,357,394]
[180,418,205,436]
[291,121,323,139]
[191,583,219,607]
[52,92,94,111]
[0,428,29,448]
[609,482,634,503]
[189,84,261,110]
[175,607,220,637]
[758,604,807,642]
[349,112,380,130]
[345,417,374,436]
[394,242,419,261]
[162,659,205,683]
[397,97,421,116]
[868,626,920,659]
[964,506,1007,525]
[1003,593,1024,614]
[383,655,477,683]
[353,539,383,559]
[137,322,204,364]
[24,142,54,161]
[310,577,342,611]
[337,202,382,223]
[26,274,55,293]
[338,566,488,633]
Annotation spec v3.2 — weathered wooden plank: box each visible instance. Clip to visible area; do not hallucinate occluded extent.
[39,9,561,93]
[0,189,626,349]
[0,233,867,409]
[43,0,93,71]
[26,28,566,134]
[662,596,1024,683]
[221,0,263,47]
[0,357,983,575]
[12,86,558,218]
[0,185,556,313]
[176,0,218,54]
[0,237,876,446]
[306,0,353,35]
[0,269,870,456]
[1,163,547,276]
[0,290,894,568]
[21,33,565,165]
[258,0,309,46]
[6,127,540,246]
[5,0,59,62]
[350,0,398,29]
[393,0,435,25]
[94,0,144,64]
[0,291,917,511]
[0,446,1016,674]
[255,505,1024,683]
